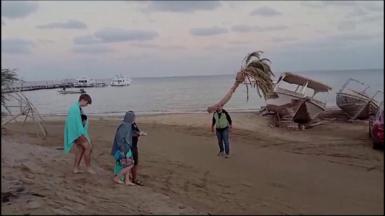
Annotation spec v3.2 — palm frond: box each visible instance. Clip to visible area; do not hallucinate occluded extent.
[244,51,264,66]
[239,51,275,100]
[207,50,276,113]
[1,68,18,105]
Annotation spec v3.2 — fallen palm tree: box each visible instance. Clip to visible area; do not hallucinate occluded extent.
[206,51,333,129]
[207,50,275,113]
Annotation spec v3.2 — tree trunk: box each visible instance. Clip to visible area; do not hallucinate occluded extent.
[207,81,242,113]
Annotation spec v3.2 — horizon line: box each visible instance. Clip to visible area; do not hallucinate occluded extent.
[19,67,384,82]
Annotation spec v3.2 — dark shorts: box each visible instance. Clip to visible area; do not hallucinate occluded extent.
[75,135,88,144]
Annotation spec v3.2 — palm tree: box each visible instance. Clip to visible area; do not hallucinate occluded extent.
[1,68,18,105]
[207,51,275,113]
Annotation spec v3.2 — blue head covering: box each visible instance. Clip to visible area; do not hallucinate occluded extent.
[111,111,135,158]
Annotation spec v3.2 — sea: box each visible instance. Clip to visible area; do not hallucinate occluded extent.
[9,69,384,116]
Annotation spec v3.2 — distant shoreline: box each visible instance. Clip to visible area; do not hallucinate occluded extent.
[30,106,341,119]
[13,68,384,83]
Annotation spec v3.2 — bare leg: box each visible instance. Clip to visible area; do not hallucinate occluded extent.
[113,167,130,184]
[77,144,85,168]
[82,144,91,167]
[124,166,135,186]
[131,165,137,182]
[77,139,95,174]
[73,143,84,174]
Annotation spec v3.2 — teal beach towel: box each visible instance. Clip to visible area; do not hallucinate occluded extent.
[114,150,133,179]
[64,102,90,154]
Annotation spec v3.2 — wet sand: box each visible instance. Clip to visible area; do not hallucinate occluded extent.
[1,113,384,214]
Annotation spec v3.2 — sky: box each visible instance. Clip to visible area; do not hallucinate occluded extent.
[1,1,384,81]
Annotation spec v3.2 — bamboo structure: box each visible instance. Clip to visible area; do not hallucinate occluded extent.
[1,91,47,137]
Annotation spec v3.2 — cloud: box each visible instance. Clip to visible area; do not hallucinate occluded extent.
[337,20,356,31]
[36,20,87,29]
[363,2,384,12]
[73,35,101,45]
[250,6,281,16]
[130,43,185,50]
[130,43,160,48]
[322,1,357,7]
[341,3,383,25]
[231,25,254,33]
[282,33,379,53]
[1,1,38,19]
[231,24,288,33]
[2,38,34,54]
[72,46,113,54]
[37,39,55,44]
[228,40,250,45]
[345,7,368,17]
[271,37,298,43]
[146,1,222,13]
[300,2,326,8]
[94,28,158,42]
[271,39,383,72]
[301,1,356,8]
[74,28,159,44]
[359,15,383,23]
[190,27,228,36]
[329,34,378,42]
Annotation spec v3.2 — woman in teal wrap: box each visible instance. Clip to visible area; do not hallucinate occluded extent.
[111,111,136,185]
[64,94,95,174]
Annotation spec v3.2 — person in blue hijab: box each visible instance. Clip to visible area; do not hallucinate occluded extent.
[111,111,136,185]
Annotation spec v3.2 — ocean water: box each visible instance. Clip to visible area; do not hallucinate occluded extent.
[10,69,384,116]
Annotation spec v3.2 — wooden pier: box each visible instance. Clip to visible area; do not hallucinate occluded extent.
[2,79,110,93]
[2,81,74,93]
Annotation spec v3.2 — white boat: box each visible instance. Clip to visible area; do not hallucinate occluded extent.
[111,75,131,87]
[58,88,86,94]
[74,77,94,88]
[336,78,381,120]
[265,72,332,125]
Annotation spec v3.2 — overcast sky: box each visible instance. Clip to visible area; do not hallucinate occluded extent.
[1,1,384,80]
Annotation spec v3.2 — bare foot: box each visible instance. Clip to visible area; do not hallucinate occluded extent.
[73,168,83,174]
[125,180,136,186]
[113,177,124,184]
[217,152,224,157]
[86,168,96,175]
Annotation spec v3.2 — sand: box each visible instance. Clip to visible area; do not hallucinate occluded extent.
[1,113,384,214]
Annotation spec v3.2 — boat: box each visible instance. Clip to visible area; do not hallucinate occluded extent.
[336,78,382,120]
[74,77,94,88]
[265,72,332,125]
[111,75,131,87]
[93,82,107,88]
[58,88,86,94]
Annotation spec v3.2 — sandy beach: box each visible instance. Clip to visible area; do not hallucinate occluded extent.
[1,112,383,214]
